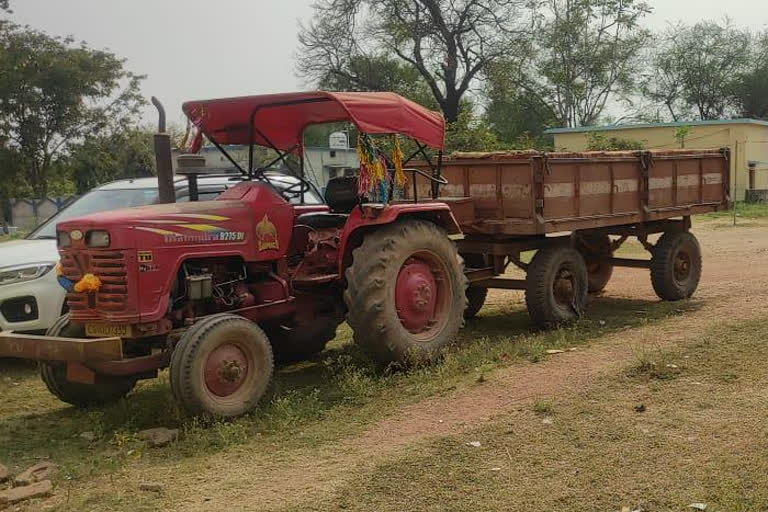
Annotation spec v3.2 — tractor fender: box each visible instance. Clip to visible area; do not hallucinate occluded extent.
[337,202,463,275]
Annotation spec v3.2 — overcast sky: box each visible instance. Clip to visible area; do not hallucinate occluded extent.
[7,0,767,125]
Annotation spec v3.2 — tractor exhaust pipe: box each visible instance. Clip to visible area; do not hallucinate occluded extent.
[152,96,176,204]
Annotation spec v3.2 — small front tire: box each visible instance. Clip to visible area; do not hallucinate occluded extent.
[40,314,136,407]
[170,314,274,417]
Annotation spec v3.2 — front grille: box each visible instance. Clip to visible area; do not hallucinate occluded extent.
[61,250,129,314]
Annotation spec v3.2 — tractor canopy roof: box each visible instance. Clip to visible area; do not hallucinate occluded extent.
[182,91,445,152]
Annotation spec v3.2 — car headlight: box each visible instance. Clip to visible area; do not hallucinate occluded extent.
[57,231,71,248]
[86,230,110,248]
[0,263,56,286]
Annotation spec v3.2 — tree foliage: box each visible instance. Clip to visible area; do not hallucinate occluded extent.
[585,131,645,150]
[0,22,145,199]
[67,128,155,195]
[298,0,529,122]
[512,0,652,128]
[643,20,751,121]
[734,31,768,120]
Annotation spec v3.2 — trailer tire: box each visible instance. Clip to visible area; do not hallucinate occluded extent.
[170,313,273,417]
[265,320,339,364]
[525,246,589,328]
[650,231,702,301]
[344,219,467,365]
[40,314,136,407]
[462,254,488,319]
[576,233,614,293]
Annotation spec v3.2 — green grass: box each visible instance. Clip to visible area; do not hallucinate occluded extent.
[0,294,696,509]
[701,202,768,220]
[290,315,768,512]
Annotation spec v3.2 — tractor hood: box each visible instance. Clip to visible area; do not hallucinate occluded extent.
[56,200,255,250]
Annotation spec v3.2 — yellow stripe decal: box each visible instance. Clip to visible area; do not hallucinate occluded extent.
[135,227,181,236]
[165,214,230,221]
[178,224,227,233]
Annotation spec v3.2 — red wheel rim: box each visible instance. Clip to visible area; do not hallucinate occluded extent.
[204,343,249,397]
[395,252,450,338]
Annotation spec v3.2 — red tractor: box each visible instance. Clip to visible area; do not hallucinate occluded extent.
[2,92,469,417]
[0,92,729,417]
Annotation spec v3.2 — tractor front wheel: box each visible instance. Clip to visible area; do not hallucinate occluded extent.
[170,314,273,417]
[344,219,467,365]
[40,314,136,407]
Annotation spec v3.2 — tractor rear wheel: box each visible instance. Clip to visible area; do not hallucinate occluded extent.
[344,219,467,365]
[170,314,273,417]
[650,231,702,301]
[576,233,614,293]
[40,314,136,407]
[525,246,589,328]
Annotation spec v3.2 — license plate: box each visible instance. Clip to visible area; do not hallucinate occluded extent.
[85,323,131,338]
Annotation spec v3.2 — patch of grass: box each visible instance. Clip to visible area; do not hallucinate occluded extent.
[297,315,768,512]
[627,344,682,381]
[532,399,554,415]
[701,202,768,220]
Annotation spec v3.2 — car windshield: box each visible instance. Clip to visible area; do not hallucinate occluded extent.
[28,188,159,240]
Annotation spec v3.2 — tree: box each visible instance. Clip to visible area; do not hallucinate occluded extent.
[317,55,438,110]
[643,20,751,121]
[735,31,768,120]
[67,128,155,194]
[0,22,145,200]
[484,61,557,147]
[511,0,652,128]
[585,132,644,150]
[298,0,529,122]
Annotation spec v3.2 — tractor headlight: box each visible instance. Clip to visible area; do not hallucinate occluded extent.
[0,263,56,286]
[57,231,71,248]
[86,230,110,248]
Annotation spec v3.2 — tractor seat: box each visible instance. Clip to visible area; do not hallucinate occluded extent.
[295,177,359,229]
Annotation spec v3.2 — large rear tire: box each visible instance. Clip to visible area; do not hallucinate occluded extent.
[170,314,274,417]
[525,246,589,328]
[40,314,136,407]
[650,231,702,301]
[344,219,467,365]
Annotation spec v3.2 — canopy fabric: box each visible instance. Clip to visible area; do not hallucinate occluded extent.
[182,91,445,151]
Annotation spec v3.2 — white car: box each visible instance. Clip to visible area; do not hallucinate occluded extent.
[0,173,322,333]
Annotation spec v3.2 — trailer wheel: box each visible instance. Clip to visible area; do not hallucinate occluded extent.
[344,219,467,365]
[463,254,488,319]
[525,246,589,328]
[170,313,273,417]
[265,319,339,364]
[576,233,614,293]
[650,231,702,301]
[39,314,136,407]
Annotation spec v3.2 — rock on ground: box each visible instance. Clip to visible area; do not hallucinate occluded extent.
[138,428,179,448]
[0,480,53,506]
[14,461,56,486]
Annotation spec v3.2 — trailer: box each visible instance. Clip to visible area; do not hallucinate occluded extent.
[0,92,730,417]
[410,148,730,325]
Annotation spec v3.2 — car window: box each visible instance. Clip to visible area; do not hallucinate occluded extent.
[177,190,224,203]
[28,189,159,240]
